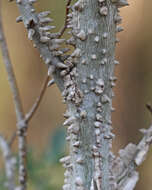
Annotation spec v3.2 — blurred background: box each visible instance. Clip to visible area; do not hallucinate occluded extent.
[0,0,152,189]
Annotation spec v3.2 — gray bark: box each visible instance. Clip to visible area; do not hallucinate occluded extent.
[7,0,152,190]
[61,0,118,189]
[14,0,128,189]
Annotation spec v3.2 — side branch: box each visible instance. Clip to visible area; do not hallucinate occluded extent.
[15,0,66,91]
[58,0,72,38]
[112,126,152,190]
[9,75,53,146]
[25,75,50,122]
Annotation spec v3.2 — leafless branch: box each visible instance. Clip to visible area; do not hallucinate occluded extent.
[25,75,50,122]
[0,7,27,189]
[146,103,152,115]
[0,135,17,190]
[8,75,54,147]
[58,0,72,38]
[112,125,152,190]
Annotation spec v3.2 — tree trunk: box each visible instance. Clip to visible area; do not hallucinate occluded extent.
[61,0,119,189]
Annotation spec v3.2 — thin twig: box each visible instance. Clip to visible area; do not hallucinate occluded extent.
[0,7,27,190]
[8,131,17,147]
[25,75,50,122]
[58,0,72,38]
[9,75,54,146]
[146,103,152,115]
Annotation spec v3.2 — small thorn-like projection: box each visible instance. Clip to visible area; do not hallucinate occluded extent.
[16,16,23,23]
[115,38,120,43]
[56,62,68,69]
[39,17,53,24]
[89,74,94,80]
[96,113,103,122]
[94,36,100,42]
[71,48,81,57]
[76,30,87,41]
[39,25,55,32]
[101,95,110,104]
[28,29,35,40]
[45,58,51,64]
[52,38,65,44]
[29,0,37,4]
[112,0,129,7]
[94,121,102,128]
[76,157,84,164]
[73,141,80,147]
[114,14,122,24]
[16,0,22,4]
[80,110,87,118]
[75,177,83,186]
[63,116,75,126]
[91,54,97,60]
[82,78,87,84]
[103,32,108,39]
[114,60,119,65]
[48,65,55,75]
[31,8,35,13]
[40,36,50,43]
[110,76,117,82]
[47,79,55,87]
[116,26,124,33]
[101,58,108,65]
[66,37,76,46]
[81,58,87,64]
[99,6,108,16]
[98,0,105,2]
[95,79,104,95]
[102,49,107,55]
[73,0,85,12]
[59,156,70,164]
[38,11,51,18]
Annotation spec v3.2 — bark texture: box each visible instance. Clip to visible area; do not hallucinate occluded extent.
[7,0,152,190]
[61,0,119,189]
[14,0,128,189]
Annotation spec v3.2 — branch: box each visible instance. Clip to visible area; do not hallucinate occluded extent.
[60,0,128,189]
[14,0,68,91]
[146,103,152,115]
[0,135,17,190]
[25,75,50,122]
[8,75,54,147]
[58,0,72,38]
[112,126,152,190]
[0,7,27,189]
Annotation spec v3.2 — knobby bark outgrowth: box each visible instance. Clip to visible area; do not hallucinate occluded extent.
[0,0,152,190]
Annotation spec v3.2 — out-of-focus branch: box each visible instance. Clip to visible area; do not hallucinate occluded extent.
[146,103,152,115]
[25,75,50,122]
[0,6,27,190]
[9,75,54,147]
[112,126,152,190]
[0,135,17,190]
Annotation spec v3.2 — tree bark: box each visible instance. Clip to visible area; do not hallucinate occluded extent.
[61,0,119,189]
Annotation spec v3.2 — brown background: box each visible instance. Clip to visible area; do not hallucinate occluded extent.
[0,0,152,189]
